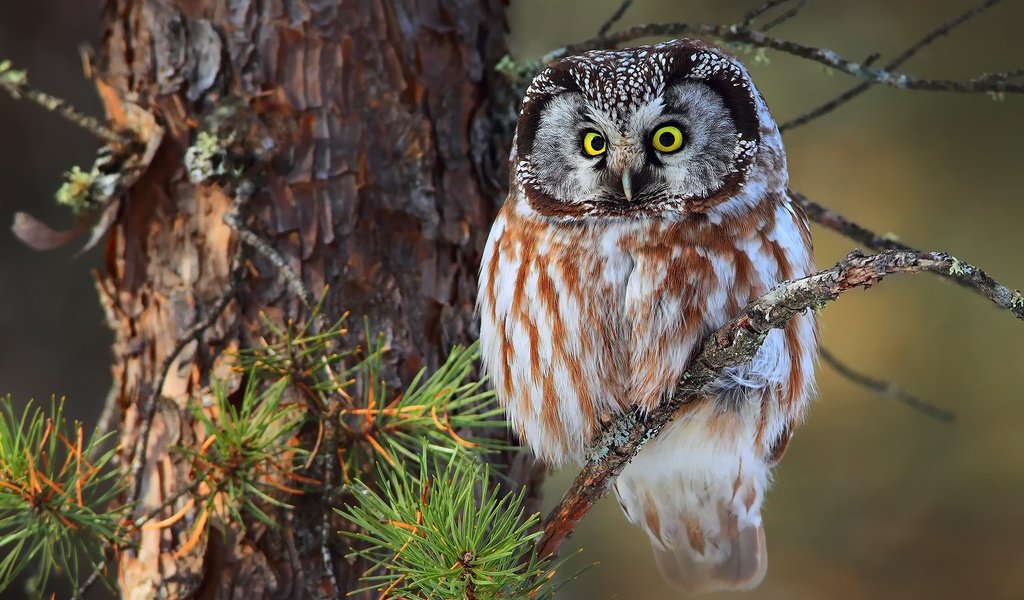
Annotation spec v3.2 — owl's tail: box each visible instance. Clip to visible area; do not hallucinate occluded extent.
[613,405,770,594]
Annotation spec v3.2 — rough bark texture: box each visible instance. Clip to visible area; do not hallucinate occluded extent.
[95,0,524,597]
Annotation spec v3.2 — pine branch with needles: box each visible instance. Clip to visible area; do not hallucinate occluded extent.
[338,449,572,600]
[0,398,126,597]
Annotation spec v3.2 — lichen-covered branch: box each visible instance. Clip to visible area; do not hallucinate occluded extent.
[547,20,1023,95]
[537,248,1019,557]
[780,0,1007,132]
[596,0,634,39]
[792,190,1024,320]
[0,60,129,145]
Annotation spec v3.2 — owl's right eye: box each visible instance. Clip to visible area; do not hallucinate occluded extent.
[581,130,607,157]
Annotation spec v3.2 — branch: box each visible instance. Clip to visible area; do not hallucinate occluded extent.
[74,478,207,598]
[223,186,317,309]
[537,248,1019,557]
[0,60,129,145]
[819,347,954,423]
[757,0,808,32]
[596,0,633,39]
[546,21,1024,95]
[792,189,1024,321]
[739,0,796,29]
[780,0,1007,132]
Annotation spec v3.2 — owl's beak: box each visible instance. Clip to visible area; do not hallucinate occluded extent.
[621,171,633,202]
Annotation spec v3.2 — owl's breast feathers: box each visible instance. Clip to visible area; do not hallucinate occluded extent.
[478,191,816,466]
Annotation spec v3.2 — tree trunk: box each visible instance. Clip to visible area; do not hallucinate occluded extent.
[95,1,528,597]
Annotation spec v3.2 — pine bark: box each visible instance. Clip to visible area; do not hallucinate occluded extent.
[94,1,528,597]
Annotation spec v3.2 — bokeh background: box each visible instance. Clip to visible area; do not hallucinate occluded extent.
[2,1,1022,599]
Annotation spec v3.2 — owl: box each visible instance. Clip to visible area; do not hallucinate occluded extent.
[478,38,818,592]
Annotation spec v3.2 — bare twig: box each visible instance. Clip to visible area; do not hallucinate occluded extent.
[74,477,208,598]
[224,204,317,309]
[0,60,128,145]
[321,510,340,595]
[75,472,234,598]
[223,184,340,349]
[547,22,1024,95]
[820,347,954,423]
[537,248,1020,557]
[739,0,795,29]
[759,0,808,32]
[597,0,634,39]
[74,558,110,599]
[791,189,1024,321]
[974,68,1024,83]
[781,0,1006,132]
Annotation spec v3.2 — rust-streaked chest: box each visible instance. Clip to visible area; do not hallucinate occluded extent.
[478,196,811,465]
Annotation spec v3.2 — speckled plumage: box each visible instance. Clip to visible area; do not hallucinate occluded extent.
[479,39,817,592]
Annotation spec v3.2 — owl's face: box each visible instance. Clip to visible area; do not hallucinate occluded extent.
[514,39,782,221]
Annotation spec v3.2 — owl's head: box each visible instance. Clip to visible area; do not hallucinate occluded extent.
[512,38,785,221]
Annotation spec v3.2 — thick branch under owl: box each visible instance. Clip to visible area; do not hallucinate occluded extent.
[537,243,1022,557]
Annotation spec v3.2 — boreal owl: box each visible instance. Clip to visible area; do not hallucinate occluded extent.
[478,38,817,593]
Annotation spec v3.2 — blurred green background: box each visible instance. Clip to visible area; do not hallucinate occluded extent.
[2,1,1023,599]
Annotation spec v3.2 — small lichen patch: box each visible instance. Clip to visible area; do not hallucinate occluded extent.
[55,166,96,213]
[184,130,228,184]
[586,412,638,463]
[0,59,27,87]
[495,54,542,87]
[1011,290,1024,309]
[948,257,966,276]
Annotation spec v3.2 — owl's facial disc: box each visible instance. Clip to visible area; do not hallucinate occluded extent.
[515,39,769,219]
[526,81,740,215]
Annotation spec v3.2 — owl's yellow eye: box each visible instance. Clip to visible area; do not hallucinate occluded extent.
[651,124,685,153]
[581,130,607,157]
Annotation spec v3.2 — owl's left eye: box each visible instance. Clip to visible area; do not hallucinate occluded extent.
[651,124,685,153]
[581,130,607,157]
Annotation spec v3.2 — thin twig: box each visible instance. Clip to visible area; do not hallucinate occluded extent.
[224,203,317,309]
[791,189,1024,321]
[548,22,1024,95]
[224,186,337,345]
[738,0,793,29]
[597,0,634,39]
[321,509,340,595]
[74,560,107,599]
[537,248,1019,557]
[781,53,883,132]
[820,347,955,423]
[759,0,807,32]
[781,0,1006,131]
[75,479,208,597]
[0,61,129,145]
[974,68,1024,83]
